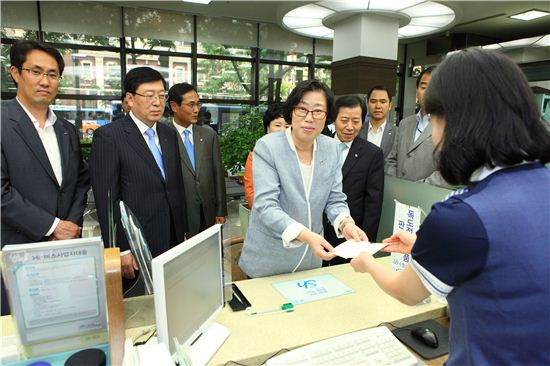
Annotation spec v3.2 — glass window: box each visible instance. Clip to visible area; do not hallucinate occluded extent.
[57,49,121,96]
[259,63,309,101]
[105,62,120,80]
[316,39,333,65]
[259,23,313,61]
[259,49,309,63]
[51,99,119,139]
[1,1,39,39]
[315,67,332,88]
[126,54,192,87]
[1,43,17,93]
[199,103,246,135]
[197,16,257,57]
[124,7,193,52]
[197,59,253,100]
[41,2,121,47]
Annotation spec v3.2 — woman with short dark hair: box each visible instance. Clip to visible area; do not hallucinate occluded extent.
[243,103,289,209]
[239,80,367,278]
[351,49,550,365]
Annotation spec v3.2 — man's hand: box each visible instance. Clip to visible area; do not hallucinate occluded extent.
[215,216,226,225]
[50,220,81,240]
[298,229,336,261]
[342,222,369,242]
[121,253,139,279]
[381,230,417,254]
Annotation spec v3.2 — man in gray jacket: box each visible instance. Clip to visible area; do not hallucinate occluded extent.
[168,83,227,237]
[385,66,448,187]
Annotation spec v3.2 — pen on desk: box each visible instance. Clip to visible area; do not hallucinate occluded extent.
[246,303,295,316]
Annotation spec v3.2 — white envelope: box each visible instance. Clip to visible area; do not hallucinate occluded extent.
[333,240,388,259]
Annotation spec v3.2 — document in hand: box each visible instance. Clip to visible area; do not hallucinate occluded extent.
[334,240,388,259]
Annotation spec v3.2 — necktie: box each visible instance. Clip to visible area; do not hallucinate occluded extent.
[184,129,195,171]
[145,128,165,179]
[339,142,348,164]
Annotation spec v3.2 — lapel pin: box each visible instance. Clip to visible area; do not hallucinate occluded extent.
[354,154,358,158]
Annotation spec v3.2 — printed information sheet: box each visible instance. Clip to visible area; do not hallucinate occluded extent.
[273,274,353,305]
[15,257,99,328]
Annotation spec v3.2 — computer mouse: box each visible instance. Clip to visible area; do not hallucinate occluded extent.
[411,327,439,348]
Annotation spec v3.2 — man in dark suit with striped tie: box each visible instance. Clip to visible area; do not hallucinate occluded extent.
[89,67,188,285]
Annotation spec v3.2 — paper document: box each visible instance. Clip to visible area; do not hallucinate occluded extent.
[334,240,388,259]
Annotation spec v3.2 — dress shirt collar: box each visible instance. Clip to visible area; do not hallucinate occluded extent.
[415,111,430,133]
[334,134,352,148]
[368,119,386,134]
[130,110,158,136]
[286,127,318,153]
[16,97,57,128]
[173,122,193,136]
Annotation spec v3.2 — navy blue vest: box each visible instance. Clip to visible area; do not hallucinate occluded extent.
[447,163,550,365]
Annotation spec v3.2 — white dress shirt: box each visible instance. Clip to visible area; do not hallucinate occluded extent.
[367,120,386,148]
[17,98,62,236]
[130,111,162,152]
[335,135,352,163]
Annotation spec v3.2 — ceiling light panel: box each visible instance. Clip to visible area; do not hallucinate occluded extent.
[402,2,454,17]
[283,17,324,28]
[285,4,334,19]
[295,26,334,38]
[367,0,425,12]
[182,0,212,4]
[398,24,438,37]
[509,10,550,21]
[321,0,369,12]
[409,14,455,27]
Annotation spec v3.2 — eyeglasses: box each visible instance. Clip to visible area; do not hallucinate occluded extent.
[293,106,327,120]
[134,92,168,102]
[183,102,201,110]
[20,67,62,81]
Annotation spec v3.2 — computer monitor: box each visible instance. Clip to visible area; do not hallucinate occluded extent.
[152,224,229,365]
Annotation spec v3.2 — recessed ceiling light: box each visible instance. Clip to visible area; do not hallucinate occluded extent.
[509,10,550,21]
[182,0,212,4]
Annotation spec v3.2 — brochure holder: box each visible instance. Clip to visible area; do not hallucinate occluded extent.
[1,237,108,358]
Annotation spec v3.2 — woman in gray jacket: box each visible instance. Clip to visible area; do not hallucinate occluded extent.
[239,80,367,278]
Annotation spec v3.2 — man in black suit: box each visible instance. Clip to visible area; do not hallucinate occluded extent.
[324,96,384,266]
[89,67,188,284]
[1,40,89,314]
[168,83,227,237]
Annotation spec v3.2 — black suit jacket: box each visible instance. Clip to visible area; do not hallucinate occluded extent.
[1,99,90,315]
[324,137,384,259]
[1,99,90,245]
[89,115,188,258]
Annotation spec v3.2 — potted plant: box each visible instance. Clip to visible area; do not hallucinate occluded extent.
[219,105,265,177]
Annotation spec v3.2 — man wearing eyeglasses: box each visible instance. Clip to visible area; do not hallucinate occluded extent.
[1,40,90,314]
[89,67,188,291]
[168,83,227,238]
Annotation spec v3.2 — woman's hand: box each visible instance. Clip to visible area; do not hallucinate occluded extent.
[381,230,417,254]
[298,229,336,261]
[350,252,376,273]
[342,222,369,242]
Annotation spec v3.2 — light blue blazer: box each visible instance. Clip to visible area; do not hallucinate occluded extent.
[239,129,350,278]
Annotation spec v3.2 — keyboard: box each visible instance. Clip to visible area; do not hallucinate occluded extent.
[266,326,420,366]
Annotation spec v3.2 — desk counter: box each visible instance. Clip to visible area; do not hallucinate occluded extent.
[209,258,447,365]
